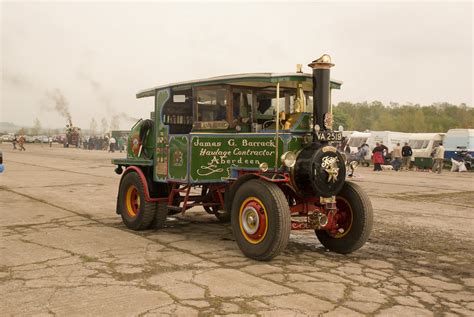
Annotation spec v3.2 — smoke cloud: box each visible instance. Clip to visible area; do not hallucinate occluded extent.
[3,71,35,89]
[100,117,108,133]
[44,89,73,125]
[110,115,120,131]
[110,112,140,130]
[89,118,98,135]
[77,69,112,109]
[78,67,139,130]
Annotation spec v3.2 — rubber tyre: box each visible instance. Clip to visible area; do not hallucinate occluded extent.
[231,179,291,261]
[215,210,231,223]
[151,203,168,229]
[118,171,156,230]
[315,181,373,253]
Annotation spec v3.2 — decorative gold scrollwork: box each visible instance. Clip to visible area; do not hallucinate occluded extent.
[323,113,333,130]
[321,156,339,183]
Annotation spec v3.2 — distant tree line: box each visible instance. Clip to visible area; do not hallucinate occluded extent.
[3,102,472,136]
[332,102,473,132]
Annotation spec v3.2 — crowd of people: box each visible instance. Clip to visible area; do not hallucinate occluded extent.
[9,134,127,153]
[370,142,413,172]
[11,135,26,151]
[82,136,126,153]
[340,138,449,174]
[371,141,446,173]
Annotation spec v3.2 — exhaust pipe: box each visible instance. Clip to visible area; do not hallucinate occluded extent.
[308,54,334,141]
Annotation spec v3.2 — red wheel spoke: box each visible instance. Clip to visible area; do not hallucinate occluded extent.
[126,186,140,217]
[239,198,268,244]
[328,197,353,238]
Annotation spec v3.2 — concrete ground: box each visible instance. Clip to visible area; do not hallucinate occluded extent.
[0,143,473,316]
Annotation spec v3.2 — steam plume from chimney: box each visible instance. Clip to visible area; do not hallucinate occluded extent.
[110,112,140,130]
[46,89,72,125]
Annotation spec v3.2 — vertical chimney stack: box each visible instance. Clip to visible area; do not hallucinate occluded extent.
[308,54,334,140]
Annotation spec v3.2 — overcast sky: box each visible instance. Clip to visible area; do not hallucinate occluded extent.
[1,1,472,130]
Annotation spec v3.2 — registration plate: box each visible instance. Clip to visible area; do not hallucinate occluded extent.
[316,131,343,142]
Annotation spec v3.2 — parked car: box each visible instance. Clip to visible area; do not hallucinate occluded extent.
[1,134,14,142]
[36,135,49,143]
[53,134,66,144]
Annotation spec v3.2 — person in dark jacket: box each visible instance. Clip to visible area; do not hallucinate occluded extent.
[380,141,389,162]
[372,142,384,171]
[402,142,413,170]
[12,136,17,150]
[0,150,3,173]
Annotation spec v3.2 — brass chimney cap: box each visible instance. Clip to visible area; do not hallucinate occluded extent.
[308,54,334,69]
[296,64,303,73]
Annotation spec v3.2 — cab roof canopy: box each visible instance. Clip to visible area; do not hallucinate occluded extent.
[136,72,342,99]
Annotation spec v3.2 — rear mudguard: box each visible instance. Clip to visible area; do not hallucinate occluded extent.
[115,166,165,214]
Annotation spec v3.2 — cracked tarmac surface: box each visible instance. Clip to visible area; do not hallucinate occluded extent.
[0,144,473,316]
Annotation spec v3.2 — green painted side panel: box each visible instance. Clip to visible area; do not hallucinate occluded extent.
[293,113,312,132]
[126,120,155,160]
[288,136,304,153]
[168,136,188,181]
[154,89,170,181]
[189,134,287,182]
[127,124,141,158]
[145,126,155,149]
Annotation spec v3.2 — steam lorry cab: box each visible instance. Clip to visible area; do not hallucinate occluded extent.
[112,55,373,260]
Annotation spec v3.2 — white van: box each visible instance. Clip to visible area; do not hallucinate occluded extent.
[444,129,474,159]
[367,131,410,154]
[408,133,445,159]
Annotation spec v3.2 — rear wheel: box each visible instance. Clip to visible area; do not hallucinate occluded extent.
[118,171,156,230]
[315,182,373,253]
[151,203,168,229]
[231,179,290,261]
[150,183,171,227]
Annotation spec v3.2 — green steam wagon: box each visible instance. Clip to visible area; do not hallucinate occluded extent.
[112,55,373,260]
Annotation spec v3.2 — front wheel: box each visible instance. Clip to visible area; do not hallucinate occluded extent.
[315,182,373,253]
[231,179,290,261]
[118,171,156,230]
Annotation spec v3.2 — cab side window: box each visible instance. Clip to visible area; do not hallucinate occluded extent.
[196,87,228,122]
[232,89,252,125]
[162,89,193,134]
